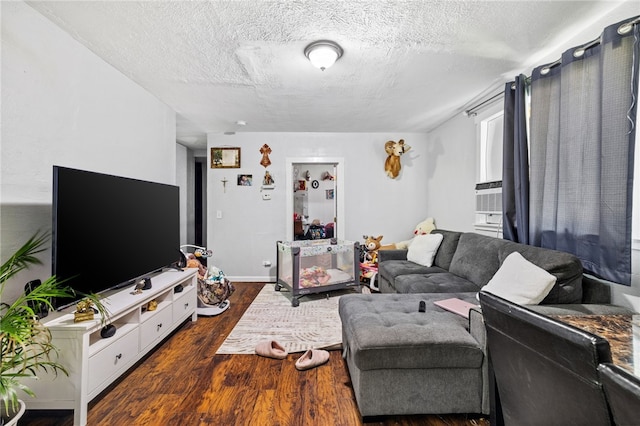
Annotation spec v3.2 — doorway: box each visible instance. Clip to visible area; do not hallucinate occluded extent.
[285,157,345,241]
[193,157,207,247]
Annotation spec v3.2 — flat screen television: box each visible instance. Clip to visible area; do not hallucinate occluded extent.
[52,166,180,310]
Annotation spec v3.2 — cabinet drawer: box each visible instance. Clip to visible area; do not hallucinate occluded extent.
[173,286,196,323]
[140,305,172,350]
[88,328,139,393]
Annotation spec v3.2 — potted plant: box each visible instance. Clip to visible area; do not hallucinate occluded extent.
[0,232,108,425]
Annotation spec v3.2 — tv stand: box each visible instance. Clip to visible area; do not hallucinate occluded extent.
[21,269,198,426]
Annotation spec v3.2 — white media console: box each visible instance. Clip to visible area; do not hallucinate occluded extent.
[22,269,198,426]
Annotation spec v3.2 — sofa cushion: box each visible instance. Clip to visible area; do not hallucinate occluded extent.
[339,293,483,371]
[407,233,444,267]
[482,252,556,304]
[449,233,505,286]
[431,229,463,270]
[394,272,480,294]
[498,242,583,304]
[378,261,447,289]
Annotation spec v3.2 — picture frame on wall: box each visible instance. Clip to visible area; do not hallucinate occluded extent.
[237,174,252,186]
[211,147,241,168]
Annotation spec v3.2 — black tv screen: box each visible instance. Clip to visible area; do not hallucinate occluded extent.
[52,166,180,309]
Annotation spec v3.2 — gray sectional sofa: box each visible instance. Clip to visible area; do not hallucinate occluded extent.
[339,229,632,418]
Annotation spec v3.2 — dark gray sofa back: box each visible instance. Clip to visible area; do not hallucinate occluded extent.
[449,233,506,286]
[448,232,584,304]
[431,229,462,270]
[498,242,583,304]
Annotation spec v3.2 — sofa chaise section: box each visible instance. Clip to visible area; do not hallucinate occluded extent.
[339,292,485,417]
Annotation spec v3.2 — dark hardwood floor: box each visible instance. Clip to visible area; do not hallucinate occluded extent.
[21,282,489,425]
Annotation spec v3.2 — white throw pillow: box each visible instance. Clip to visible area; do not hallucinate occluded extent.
[406,233,444,267]
[482,251,557,305]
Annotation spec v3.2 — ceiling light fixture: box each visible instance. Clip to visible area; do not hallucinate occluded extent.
[304,40,343,71]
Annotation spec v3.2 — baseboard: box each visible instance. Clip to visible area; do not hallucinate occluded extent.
[226,276,275,282]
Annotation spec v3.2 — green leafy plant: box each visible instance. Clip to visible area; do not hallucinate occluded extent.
[0,232,108,416]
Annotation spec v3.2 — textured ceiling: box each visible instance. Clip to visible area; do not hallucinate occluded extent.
[26,1,636,149]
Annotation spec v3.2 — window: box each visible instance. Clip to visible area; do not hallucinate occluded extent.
[478,109,504,183]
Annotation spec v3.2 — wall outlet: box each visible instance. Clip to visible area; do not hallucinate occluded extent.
[262,193,271,200]
[262,260,271,267]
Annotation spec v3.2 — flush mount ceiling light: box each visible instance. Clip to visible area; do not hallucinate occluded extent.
[304,40,343,71]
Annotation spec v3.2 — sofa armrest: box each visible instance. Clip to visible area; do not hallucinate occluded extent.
[378,249,408,262]
[581,274,611,304]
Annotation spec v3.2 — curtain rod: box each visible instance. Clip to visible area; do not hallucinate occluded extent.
[464,91,504,117]
[539,16,640,76]
[465,79,529,117]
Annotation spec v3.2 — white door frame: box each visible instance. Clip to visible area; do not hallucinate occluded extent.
[285,157,345,241]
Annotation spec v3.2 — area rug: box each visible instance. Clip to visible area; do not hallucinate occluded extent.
[216,284,351,354]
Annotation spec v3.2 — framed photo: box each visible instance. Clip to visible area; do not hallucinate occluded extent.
[237,174,252,186]
[211,147,241,168]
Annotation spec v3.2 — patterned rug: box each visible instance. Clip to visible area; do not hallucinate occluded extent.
[216,284,356,354]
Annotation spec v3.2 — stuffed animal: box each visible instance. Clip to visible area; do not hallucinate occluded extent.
[384,139,412,179]
[362,235,396,263]
[185,254,208,278]
[395,217,436,249]
[207,265,226,282]
[363,235,382,264]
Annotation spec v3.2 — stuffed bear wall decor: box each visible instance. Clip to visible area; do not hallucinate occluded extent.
[384,139,412,179]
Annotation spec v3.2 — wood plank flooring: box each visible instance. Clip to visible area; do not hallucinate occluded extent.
[21,282,489,425]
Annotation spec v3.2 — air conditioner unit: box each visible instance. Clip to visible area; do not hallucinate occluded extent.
[474,181,502,237]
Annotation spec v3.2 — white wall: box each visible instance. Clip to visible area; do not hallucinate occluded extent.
[207,132,430,280]
[424,113,478,232]
[1,2,177,302]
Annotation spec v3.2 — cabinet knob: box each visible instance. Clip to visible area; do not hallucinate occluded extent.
[184,303,189,308]
[157,323,163,331]
[115,353,122,360]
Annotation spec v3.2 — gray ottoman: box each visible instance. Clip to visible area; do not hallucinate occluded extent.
[339,292,488,417]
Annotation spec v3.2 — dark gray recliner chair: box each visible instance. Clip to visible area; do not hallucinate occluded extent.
[598,363,640,426]
[479,291,614,426]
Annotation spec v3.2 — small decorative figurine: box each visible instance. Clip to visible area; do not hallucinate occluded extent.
[131,280,145,295]
[147,300,158,311]
[263,170,275,185]
[74,299,96,322]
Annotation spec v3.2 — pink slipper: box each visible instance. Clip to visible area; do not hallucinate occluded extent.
[295,349,330,370]
[255,340,288,359]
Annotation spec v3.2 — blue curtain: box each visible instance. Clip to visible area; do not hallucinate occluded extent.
[528,17,639,285]
[502,75,530,244]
